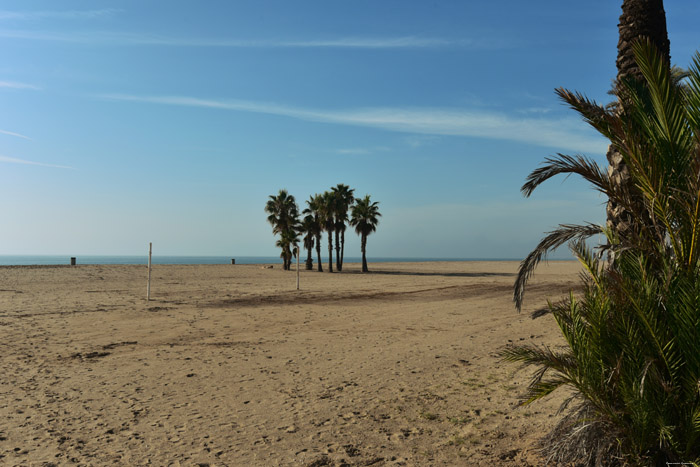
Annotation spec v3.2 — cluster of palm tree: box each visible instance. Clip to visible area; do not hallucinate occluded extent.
[504,1,700,464]
[265,184,381,273]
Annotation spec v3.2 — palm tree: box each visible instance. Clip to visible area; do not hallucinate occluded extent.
[275,228,300,271]
[606,0,670,246]
[299,214,316,270]
[320,191,336,273]
[331,184,355,272]
[509,41,700,465]
[264,189,300,270]
[350,195,381,273]
[304,194,324,272]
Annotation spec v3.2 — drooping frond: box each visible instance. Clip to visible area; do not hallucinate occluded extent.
[521,154,612,198]
[514,223,603,311]
[555,88,617,140]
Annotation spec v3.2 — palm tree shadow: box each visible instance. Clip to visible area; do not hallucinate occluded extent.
[345,269,516,278]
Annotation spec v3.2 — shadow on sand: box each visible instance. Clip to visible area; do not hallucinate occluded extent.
[343,269,516,278]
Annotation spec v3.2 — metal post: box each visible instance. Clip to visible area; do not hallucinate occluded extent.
[296,246,300,290]
[147,242,152,301]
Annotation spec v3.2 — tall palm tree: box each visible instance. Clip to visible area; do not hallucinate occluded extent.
[350,195,381,273]
[320,191,336,272]
[304,194,324,272]
[331,184,355,272]
[265,189,300,270]
[606,0,670,245]
[299,214,316,270]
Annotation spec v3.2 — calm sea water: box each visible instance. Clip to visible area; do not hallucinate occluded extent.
[0,255,520,266]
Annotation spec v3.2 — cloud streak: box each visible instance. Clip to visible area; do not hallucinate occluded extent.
[0,129,31,140]
[101,94,608,154]
[0,80,40,90]
[335,146,390,155]
[0,9,119,21]
[0,155,72,169]
[0,30,491,49]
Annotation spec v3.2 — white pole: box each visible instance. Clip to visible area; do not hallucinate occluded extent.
[147,242,152,301]
[296,246,300,290]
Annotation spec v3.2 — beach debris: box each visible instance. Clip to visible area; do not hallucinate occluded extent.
[305,455,332,467]
[261,265,273,269]
[102,341,137,350]
[499,448,520,460]
[343,444,360,457]
[70,351,111,360]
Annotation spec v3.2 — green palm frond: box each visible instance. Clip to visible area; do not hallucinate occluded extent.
[514,223,603,311]
[521,154,612,198]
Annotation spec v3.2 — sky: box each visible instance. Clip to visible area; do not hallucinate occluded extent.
[1,1,698,259]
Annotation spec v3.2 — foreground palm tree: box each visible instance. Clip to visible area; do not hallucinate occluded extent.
[350,195,381,273]
[304,194,324,272]
[606,0,670,245]
[264,189,300,270]
[508,41,700,465]
[320,191,336,273]
[275,229,299,271]
[299,214,316,270]
[331,184,355,272]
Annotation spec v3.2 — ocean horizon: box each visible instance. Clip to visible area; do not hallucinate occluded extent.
[0,255,534,266]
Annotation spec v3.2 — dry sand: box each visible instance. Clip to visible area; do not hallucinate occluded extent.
[0,260,581,466]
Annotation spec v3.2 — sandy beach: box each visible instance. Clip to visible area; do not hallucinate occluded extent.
[0,260,581,466]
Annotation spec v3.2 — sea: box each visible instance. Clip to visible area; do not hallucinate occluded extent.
[0,255,522,266]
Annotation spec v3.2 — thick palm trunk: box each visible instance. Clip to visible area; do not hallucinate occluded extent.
[335,230,341,271]
[361,235,368,273]
[315,234,323,272]
[607,0,670,245]
[327,231,334,273]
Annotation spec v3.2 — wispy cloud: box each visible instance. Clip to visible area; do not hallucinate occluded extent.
[0,80,41,90]
[0,129,31,140]
[100,93,608,154]
[405,135,441,148]
[335,146,390,155]
[0,9,119,21]
[0,30,490,49]
[0,155,72,169]
[517,107,553,115]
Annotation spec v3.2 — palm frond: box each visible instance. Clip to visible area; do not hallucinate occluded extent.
[521,154,611,198]
[514,223,603,311]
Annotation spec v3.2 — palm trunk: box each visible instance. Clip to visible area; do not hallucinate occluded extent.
[361,235,368,273]
[306,244,313,270]
[607,0,670,253]
[327,230,334,273]
[335,229,341,271]
[315,233,323,272]
[340,229,345,271]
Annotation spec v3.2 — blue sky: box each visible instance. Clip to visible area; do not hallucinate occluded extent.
[0,1,698,258]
